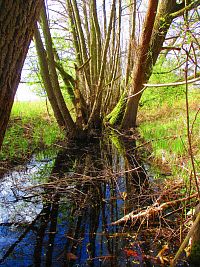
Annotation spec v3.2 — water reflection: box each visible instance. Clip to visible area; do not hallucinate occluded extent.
[0,151,56,224]
[0,138,149,266]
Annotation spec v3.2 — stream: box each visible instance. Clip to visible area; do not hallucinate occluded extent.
[0,138,188,266]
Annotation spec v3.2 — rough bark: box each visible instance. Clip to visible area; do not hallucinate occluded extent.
[0,0,42,150]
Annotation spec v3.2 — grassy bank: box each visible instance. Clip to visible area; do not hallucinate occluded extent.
[138,85,200,183]
[1,78,199,181]
[0,101,65,163]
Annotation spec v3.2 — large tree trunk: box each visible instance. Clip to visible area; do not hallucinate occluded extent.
[121,0,200,129]
[0,0,42,150]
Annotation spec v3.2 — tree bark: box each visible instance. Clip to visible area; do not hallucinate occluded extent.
[121,0,200,129]
[121,0,159,129]
[40,3,76,135]
[87,0,116,129]
[34,24,66,128]
[0,0,42,150]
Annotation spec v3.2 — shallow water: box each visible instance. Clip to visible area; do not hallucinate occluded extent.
[0,139,188,266]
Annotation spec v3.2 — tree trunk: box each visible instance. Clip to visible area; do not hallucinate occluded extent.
[34,24,66,128]
[0,0,42,150]
[40,3,76,135]
[120,0,199,129]
[121,0,159,129]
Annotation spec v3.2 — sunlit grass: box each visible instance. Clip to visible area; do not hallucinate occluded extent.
[1,100,65,162]
[11,101,48,118]
[138,87,200,181]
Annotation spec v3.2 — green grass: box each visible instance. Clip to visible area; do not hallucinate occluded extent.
[136,57,200,180]
[138,87,200,180]
[0,101,65,162]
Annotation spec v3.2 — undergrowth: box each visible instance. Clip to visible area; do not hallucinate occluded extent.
[138,60,200,184]
[0,101,65,163]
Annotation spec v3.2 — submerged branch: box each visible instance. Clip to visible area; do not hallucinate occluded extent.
[111,193,198,226]
[23,167,141,192]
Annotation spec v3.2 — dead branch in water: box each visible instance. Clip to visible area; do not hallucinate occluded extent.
[111,193,198,225]
[171,211,200,267]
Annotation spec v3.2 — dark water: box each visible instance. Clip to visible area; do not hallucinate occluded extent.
[0,138,187,266]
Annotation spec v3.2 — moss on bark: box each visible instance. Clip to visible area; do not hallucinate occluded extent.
[106,93,127,126]
[190,241,200,265]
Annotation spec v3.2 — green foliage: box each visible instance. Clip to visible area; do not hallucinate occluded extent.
[25,30,76,100]
[0,101,65,162]
[138,58,200,180]
[140,58,185,107]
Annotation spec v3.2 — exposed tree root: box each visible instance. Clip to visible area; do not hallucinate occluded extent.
[111,193,198,226]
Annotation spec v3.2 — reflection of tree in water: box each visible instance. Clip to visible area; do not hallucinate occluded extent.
[0,137,148,266]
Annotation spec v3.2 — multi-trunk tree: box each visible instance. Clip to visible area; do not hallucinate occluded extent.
[34,0,122,138]
[34,0,200,139]
[0,0,200,150]
[117,0,200,128]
